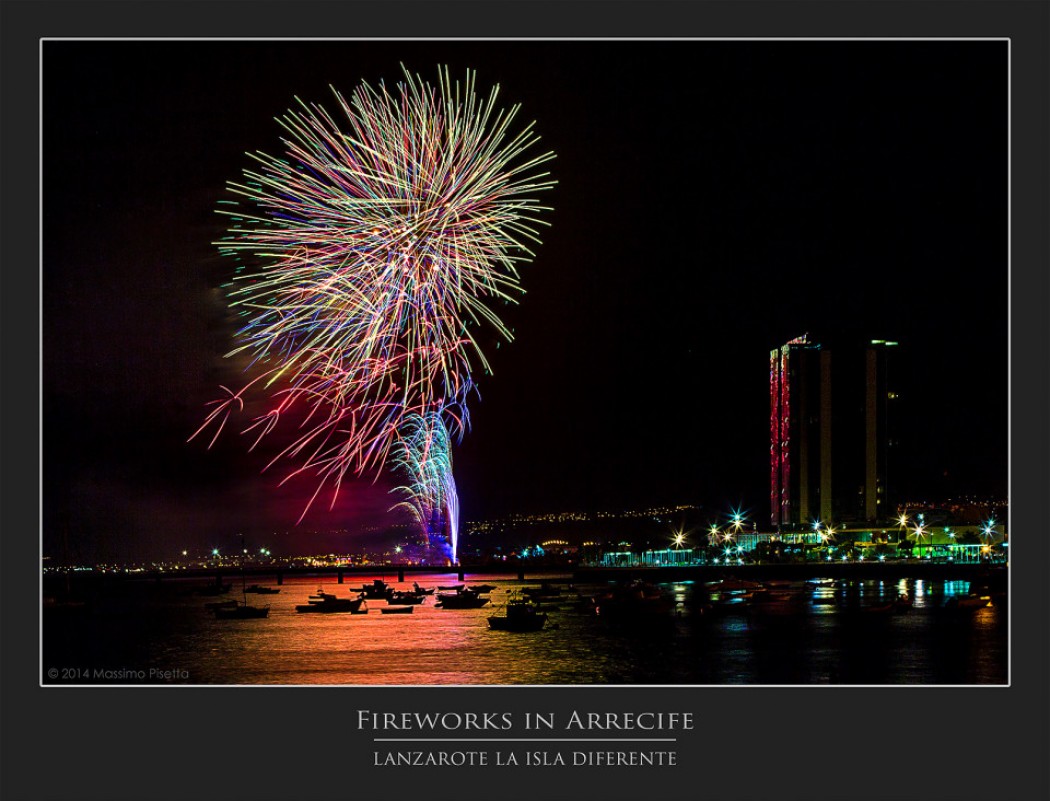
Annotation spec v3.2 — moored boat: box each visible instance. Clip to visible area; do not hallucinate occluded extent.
[380,606,413,614]
[593,581,673,619]
[296,595,366,614]
[945,594,992,610]
[522,582,563,599]
[244,585,280,594]
[385,590,426,605]
[361,580,393,599]
[346,580,393,598]
[436,588,490,609]
[488,600,547,632]
[747,591,808,617]
[213,602,270,619]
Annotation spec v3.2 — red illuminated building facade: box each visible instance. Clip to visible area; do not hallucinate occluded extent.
[770,334,898,529]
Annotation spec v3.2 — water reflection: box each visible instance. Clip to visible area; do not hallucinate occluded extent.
[44,575,1007,685]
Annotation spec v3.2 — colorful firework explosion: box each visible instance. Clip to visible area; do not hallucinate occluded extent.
[191,65,554,527]
[389,411,461,562]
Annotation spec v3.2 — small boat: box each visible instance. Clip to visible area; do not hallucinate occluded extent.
[437,584,464,591]
[748,591,808,617]
[532,601,563,611]
[380,606,413,615]
[204,599,238,611]
[213,603,270,619]
[522,582,563,599]
[361,579,393,599]
[488,600,547,632]
[945,594,992,610]
[436,588,490,609]
[296,595,366,614]
[470,584,497,593]
[346,580,393,598]
[412,583,435,595]
[593,581,673,619]
[385,591,426,605]
[244,585,280,594]
[214,563,269,618]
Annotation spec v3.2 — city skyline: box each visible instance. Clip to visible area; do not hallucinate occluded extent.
[43,41,1007,561]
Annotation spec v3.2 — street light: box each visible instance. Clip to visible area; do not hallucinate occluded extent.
[981,518,997,542]
[730,510,745,534]
[896,513,909,546]
[980,519,998,561]
[912,523,928,558]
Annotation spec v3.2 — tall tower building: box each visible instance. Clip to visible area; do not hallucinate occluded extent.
[770,335,898,528]
[769,334,825,528]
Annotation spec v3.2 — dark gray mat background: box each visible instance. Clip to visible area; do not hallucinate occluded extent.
[3,2,1047,800]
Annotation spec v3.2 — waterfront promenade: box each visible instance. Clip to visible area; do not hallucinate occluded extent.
[44,561,1008,592]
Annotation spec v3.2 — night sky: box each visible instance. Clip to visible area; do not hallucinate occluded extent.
[43,40,1007,561]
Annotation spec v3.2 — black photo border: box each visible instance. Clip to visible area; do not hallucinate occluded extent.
[4,2,1047,800]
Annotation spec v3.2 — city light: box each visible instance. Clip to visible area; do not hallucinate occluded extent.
[729,508,747,534]
[981,518,998,543]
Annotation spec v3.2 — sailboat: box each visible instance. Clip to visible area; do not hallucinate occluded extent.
[213,537,270,619]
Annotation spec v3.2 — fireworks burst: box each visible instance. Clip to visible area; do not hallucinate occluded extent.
[389,411,461,562]
[191,65,555,523]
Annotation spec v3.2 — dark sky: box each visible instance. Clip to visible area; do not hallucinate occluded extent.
[43,40,1007,560]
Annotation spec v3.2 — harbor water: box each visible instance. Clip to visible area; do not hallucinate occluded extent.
[43,574,1008,685]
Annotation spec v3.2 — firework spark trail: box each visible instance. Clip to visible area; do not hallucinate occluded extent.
[389,411,462,561]
[192,66,554,526]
